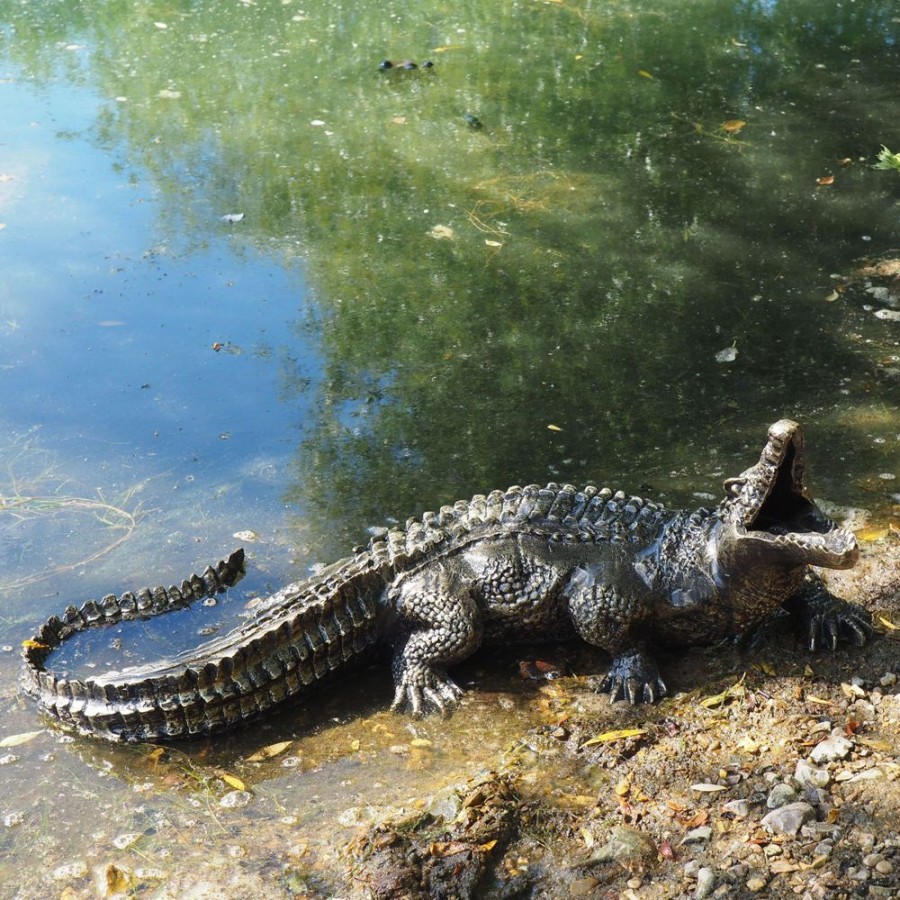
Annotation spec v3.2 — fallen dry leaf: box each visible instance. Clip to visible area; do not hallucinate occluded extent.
[0,731,43,748]
[246,740,293,762]
[582,728,647,747]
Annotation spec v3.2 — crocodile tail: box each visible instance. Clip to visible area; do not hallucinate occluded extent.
[21,551,385,742]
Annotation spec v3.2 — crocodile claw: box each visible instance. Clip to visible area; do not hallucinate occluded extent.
[804,600,874,651]
[786,578,875,652]
[390,667,464,717]
[599,648,667,705]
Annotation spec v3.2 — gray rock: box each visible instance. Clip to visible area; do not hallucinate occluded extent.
[582,826,657,865]
[722,799,751,818]
[766,783,799,809]
[682,825,713,844]
[760,802,816,837]
[809,731,853,764]
[795,759,831,790]
[695,867,716,899]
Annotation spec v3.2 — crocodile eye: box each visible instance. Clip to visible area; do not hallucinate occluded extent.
[723,477,745,496]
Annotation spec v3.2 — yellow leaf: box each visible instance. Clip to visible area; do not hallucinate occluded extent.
[0,730,43,748]
[410,738,432,748]
[855,525,889,542]
[582,728,647,747]
[806,695,833,706]
[757,661,776,676]
[876,615,898,631]
[637,69,654,79]
[350,739,361,751]
[547,424,563,432]
[485,239,503,247]
[221,773,246,791]
[246,740,293,762]
[21,639,49,650]
[720,119,746,133]
[477,839,498,852]
[699,676,746,708]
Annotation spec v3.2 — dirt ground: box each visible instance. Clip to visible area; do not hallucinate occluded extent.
[346,533,900,900]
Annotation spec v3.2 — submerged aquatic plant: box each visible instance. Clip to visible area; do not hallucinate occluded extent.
[873,145,900,174]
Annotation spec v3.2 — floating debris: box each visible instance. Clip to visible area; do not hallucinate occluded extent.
[714,343,738,363]
[378,59,433,71]
[427,224,454,240]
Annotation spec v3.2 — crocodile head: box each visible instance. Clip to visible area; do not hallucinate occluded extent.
[717,419,858,571]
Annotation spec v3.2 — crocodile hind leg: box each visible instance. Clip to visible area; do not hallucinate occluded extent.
[388,566,483,716]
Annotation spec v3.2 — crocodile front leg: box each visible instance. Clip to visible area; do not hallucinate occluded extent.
[784,572,874,651]
[388,566,483,716]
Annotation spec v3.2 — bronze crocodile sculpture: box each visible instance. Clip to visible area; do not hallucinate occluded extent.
[21,419,872,742]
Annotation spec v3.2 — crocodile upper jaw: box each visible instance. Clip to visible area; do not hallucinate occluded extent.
[720,419,858,570]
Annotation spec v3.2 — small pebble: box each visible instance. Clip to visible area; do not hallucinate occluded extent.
[810,731,853,763]
[682,825,712,844]
[112,832,142,850]
[3,812,24,828]
[879,672,897,687]
[218,790,253,809]
[0,755,19,766]
[746,875,768,892]
[766,783,799,809]
[52,861,89,881]
[695,867,716,899]
[722,799,751,818]
[795,759,831,790]
[875,859,894,875]
[761,802,816,836]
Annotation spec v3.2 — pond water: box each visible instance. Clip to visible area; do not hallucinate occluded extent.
[1,0,898,896]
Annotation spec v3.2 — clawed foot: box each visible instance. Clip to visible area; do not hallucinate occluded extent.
[598,648,667,705]
[801,599,874,651]
[390,666,464,717]
[785,579,875,652]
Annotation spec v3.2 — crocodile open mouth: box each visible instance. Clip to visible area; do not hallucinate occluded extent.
[724,420,858,569]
